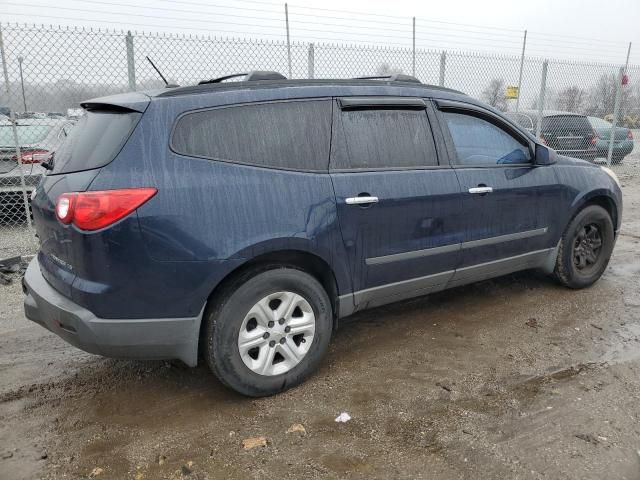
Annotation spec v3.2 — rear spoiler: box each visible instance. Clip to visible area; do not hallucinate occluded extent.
[80,92,151,113]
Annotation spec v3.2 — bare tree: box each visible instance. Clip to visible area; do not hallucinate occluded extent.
[556,86,586,113]
[481,78,507,111]
[375,63,404,76]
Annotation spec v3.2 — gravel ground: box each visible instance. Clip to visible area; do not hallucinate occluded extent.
[1,176,640,480]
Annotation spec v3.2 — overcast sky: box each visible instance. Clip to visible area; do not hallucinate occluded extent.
[3,0,640,64]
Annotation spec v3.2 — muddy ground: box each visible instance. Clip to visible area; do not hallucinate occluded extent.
[1,176,640,480]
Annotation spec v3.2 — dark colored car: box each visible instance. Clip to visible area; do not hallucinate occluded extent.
[23,72,622,397]
[588,116,634,163]
[505,110,597,161]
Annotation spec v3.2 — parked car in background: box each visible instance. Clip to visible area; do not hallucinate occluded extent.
[505,110,597,161]
[0,118,74,222]
[588,116,634,163]
[23,73,622,397]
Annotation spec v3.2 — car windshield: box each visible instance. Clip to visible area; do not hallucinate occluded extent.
[589,117,612,129]
[0,124,53,146]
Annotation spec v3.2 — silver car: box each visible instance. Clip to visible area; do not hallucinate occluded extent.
[0,118,74,222]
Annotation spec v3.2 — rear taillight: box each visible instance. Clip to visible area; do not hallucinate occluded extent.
[591,130,598,145]
[539,134,547,145]
[628,130,634,140]
[13,148,50,164]
[55,188,157,231]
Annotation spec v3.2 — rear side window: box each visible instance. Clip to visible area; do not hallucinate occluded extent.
[443,112,531,165]
[332,107,438,170]
[52,110,142,174]
[172,100,332,171]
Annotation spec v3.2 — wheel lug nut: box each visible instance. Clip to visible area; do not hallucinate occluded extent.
[278,318,285,325]
[263,332,270,339]
[269,340,276,347]
[284,326,291,333]
[267,321,274,328]
[279,337,286,344]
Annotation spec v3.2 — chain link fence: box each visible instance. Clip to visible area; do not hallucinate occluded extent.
[1,23,639,258]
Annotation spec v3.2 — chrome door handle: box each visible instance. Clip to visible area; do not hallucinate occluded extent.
[468,186,493,194]
[346,196,379,205]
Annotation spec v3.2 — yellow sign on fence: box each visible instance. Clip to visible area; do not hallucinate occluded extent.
[505,86,519,99]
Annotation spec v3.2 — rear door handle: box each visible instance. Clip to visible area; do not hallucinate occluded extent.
[468,186,493,194]
[345,196,379,205]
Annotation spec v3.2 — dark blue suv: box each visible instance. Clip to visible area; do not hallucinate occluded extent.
[23,72,622,396]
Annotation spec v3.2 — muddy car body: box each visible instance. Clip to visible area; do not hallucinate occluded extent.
[23,73,622,396]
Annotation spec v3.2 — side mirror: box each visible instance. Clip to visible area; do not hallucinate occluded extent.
[534,144,557,166]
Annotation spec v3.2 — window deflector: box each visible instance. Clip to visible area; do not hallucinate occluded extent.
[338,97,426,110]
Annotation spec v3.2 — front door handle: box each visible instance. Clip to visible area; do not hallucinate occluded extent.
[346,196,379,205]
[468,186,493,194]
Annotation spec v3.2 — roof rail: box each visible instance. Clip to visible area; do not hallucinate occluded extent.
[354,74,421,84]
[198,70,287,85]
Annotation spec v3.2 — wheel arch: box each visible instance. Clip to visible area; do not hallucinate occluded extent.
[197,248,344,361]
[570,190,619,233]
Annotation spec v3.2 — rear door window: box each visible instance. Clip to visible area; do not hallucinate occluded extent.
[171,100,332,172]
[443,111,531,166]
[51,110,142,174]
[331,103,438,170]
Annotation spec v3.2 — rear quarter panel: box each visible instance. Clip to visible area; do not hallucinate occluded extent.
[88,96,350,318]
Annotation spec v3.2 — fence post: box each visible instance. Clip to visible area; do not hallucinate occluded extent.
[125,31,136,92]
[606,66,624,166]
[412,17,416,76]
[439,50,446,87]
[535,59,548,138]
[0,24,31,227]
[307,43,314,79]
[515,30,527,112]
[284,3,292,78]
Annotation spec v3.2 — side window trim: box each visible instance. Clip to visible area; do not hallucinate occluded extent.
[433,100,534,168]
[329,97,443,172]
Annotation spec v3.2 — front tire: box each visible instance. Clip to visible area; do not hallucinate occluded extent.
[554,205,615,289]
[204,267,332,397]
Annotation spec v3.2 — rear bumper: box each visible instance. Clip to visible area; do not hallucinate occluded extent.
[22,258,202,366]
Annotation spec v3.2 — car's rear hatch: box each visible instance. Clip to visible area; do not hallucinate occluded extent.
[31,94,147,297]
[541,115,594,154]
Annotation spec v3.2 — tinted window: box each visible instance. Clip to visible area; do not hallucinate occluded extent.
[443,112,531,165]
[542,115,591,134]
[52,110,142,174]
[332,107,437,170]
[172,100,331,171]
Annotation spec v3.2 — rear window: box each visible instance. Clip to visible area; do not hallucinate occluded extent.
[51,110,141,174]
[542,115,591,133]
[0,125,52,146]
[171,100,332,171]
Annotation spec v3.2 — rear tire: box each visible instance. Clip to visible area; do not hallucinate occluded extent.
[204,267,332,397]
[554,205,615,289]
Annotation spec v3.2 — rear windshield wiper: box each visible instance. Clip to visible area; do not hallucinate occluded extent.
[41,152,54,171]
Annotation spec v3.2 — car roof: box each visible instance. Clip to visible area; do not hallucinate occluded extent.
[516,109,587,119]
[83,78,473,113]
[152,78,465,99]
